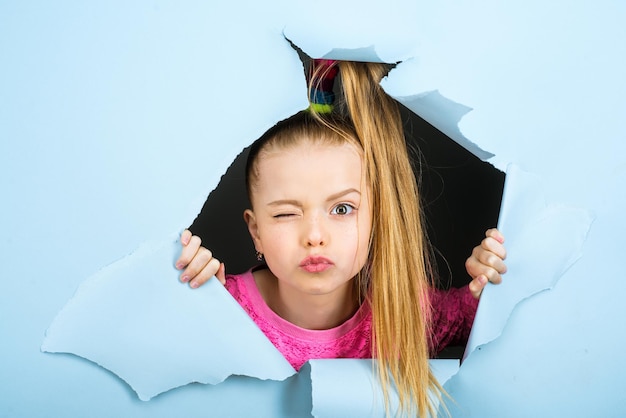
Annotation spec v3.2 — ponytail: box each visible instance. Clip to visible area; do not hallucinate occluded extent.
[263,60,444,416]
[336,62,442,417]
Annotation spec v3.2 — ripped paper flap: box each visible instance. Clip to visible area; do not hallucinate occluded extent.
[41,236,295,401]
[464,164,594,358]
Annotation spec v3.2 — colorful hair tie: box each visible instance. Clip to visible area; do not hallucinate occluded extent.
[308,59,338,114]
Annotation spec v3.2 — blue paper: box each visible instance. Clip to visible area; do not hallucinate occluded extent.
[463,165,594,358]
[307,359,459,417]
[3,0,626,416]
[41,237,295,400]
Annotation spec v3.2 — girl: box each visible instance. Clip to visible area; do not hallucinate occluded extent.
[176,60,506,416]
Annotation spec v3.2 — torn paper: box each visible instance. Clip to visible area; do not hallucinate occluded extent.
[283,0,420,63]
[302,359,459,418]
[390,90,493,161]
[40,235,459,414]
[42,236,295,401]
[464,164,594,358]
[2,0,624,416]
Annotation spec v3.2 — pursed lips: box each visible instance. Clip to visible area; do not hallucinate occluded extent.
[299,256,334,273]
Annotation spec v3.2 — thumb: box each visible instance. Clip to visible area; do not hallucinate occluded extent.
[216,262,226,285]
[469,275,488,299]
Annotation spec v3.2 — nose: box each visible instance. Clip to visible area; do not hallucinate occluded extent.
[303,213,327,247]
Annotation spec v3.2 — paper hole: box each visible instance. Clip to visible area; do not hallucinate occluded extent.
[188,107,504,287]
[188,51,504,335]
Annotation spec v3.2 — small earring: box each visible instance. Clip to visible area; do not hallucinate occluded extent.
[256,251,264,261]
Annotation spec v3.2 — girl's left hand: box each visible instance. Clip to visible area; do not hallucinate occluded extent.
[466,228,507,299]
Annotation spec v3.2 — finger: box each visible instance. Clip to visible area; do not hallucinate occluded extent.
[190,258,221,289]
[180,229,193,246]
[481,237,507,262]
[465,255,503,284]
[216,262,226,285]
[176,235,202,271]
[485,228,505,244]
[181,244,213,283]
[470,244,507,274]
[469,275,488,299]
[484,269,503,285]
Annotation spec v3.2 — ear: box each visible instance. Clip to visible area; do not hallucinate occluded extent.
[243,209,263,252]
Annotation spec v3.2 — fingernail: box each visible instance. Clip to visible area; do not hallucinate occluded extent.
[190,281,198,289]
[181,275,189,283]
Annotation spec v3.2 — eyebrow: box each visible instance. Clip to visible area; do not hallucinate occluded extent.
[326,188,361,202]
[267,188,361,207]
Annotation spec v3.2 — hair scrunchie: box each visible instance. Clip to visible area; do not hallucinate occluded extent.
[308,59,338,114]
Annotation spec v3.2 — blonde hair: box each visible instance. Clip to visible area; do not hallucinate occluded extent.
[246,61,442,417]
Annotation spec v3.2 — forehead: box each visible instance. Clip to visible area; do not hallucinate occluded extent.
[252,141,365,197]
[259,140,361,170]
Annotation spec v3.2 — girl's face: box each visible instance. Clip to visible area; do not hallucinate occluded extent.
[245,141,372,301]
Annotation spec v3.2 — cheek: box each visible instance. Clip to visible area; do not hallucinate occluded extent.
[356,233,371,261]
[258,224,291,252]
[345,221,371,262]
[357,215,373,252]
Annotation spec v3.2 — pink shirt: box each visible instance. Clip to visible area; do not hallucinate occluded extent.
[225,269,478,371]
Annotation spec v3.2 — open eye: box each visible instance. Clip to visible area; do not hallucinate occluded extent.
[331,203,354,215]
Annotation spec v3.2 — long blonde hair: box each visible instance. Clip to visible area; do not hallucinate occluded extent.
[246,61,442,416]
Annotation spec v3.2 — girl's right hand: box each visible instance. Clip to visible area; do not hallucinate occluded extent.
[175,229,226,288]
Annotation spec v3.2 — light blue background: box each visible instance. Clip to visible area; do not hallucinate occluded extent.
[2,1,625,416]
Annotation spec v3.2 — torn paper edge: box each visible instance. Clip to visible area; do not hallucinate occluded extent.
[461,165,595,362]
[389,90,494,161]
[41,235,296,401]
[307,359,459,418]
